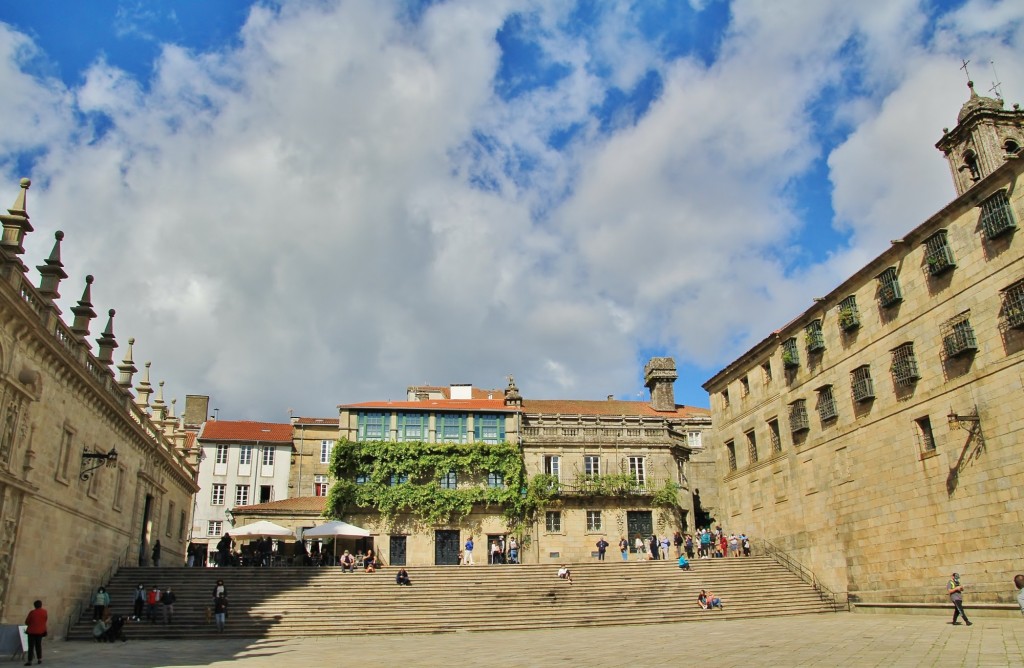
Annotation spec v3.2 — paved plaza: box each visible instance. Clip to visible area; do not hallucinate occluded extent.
[22,612,1024,667]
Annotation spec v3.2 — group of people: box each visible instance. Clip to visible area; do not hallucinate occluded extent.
[339,548,380,572]
[130,584,177,624]
[460,536,519,565]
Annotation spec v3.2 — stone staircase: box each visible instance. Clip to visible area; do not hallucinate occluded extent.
[68,556,838,639]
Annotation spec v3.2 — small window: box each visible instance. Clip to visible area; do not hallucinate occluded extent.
[320,440,333,464]
[915,416,936,452]
[586,510,602,532]
[112,464,126,511]
[390,473,409,486]
[942,312,978,358]
[789,400,810,433]
[56,426,75,483]
[166,501,175,537]
[805,320,825,352]
[1000,279,1024,329]
[234,484,249,506]
[179,510,187,541]
[355,474,368,485]
[980,190,1016,240]
[215,444,228,465]
[877,267,903,307]
[440,471,457,489]
[890,343,921,386]
[761,361,773,384]
[923,230,956,276]
[782,337,800,368]
[314,475,329,496]
[262,447,275,466]
[687,431,703,449]
[207,521,223,537]
[238,445,252,466]
[211,483,226,505]
[767,419,781,454]
[544,455,561,480]
[740,376,750,397]
[721,389,730,408]
[1006,139,1021,156]
[745,431,758,464]
[583,455,600,478]
[963,150,980,181]
[816,385,837,421]
[487,472,505,488]
[725,440,737,471]
[545,511,562,533]
[851,365,875,402]
[838,295,860,331]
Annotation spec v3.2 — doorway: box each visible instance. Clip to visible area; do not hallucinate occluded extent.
[138,494,153,566]
[389,535,407,566]
[626,510,653,553]
[434,530,460,565]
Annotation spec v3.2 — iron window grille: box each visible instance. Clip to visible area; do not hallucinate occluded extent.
[877,267,903,307]
[890,343,921,386]
[746,431,758,464]
[1000,279,1024,329]
[816,385,838,421]
[789,400,810,433]
[923,230,956,276]
[782,337,800,368]
[838,295,860,331]
[942,312,978,357]
[768,419,782,453]
[979,190,1017,240]
[725,440,737,471]
[805,320,825,352]
[915,416,936,452]
[851,365,875,402]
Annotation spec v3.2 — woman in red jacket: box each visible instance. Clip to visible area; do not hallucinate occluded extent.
[24,599,47,666]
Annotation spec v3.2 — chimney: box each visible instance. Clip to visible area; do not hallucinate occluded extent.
[450,384,473,400]
[184,395,210,428]
[644,357,678,412]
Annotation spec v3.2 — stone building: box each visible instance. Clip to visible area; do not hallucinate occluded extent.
[702,83,1024,605]
[0,179,198,633]
[289,416,340,498]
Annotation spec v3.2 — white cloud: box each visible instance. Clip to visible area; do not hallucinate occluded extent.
[1,0,1021,418]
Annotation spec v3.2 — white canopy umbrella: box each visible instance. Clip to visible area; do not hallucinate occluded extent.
[302,521,371,538]
[229,520,295,539]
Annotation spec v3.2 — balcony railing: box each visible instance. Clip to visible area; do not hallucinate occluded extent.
[943,326,978,357]
[548,476,673,497]
[925,243,956,276]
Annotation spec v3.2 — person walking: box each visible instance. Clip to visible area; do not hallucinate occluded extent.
[649,534,660,560]
[92,586,110,622]
[132,583,145,621]
[146,585,161,623]
[619,537,629,561]
[464,536,475,565]
[24,599,47,666]
[673,531,683,558]
[596,537,609,561]
[508,536,519,564]
[948,573,972,626]
[213,593,228,632]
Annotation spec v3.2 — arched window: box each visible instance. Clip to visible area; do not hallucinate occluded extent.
[1005,139,1021,157]
[962,150,981,180]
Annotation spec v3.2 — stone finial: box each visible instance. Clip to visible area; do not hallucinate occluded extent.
[96,309,118,365]
[70,275,97,346]
[504,374,522,407]
[0,178,34,260]
[644,357,678,412]
[118,337,138,390]
[152,380,168,421]
[36,231,67,305]
[135,361,153,410]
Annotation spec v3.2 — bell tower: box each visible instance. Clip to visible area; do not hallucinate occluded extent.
[936,81,1024,197]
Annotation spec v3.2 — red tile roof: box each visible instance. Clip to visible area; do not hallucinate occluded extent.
[340,399,516,412]
[199,420,293,443]
[406,386,504,400]
[521,399,709,419]
[294,417,339,426]
[233,496,327,513]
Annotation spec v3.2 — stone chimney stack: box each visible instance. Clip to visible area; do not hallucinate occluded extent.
[644,357,678,412]
[184,394,210,428]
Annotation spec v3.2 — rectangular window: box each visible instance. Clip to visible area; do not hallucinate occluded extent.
[583,455,600,478]
[179,510,186,540]
[389,473,409,486]
[782,337,799,368]
[355,474,368,485]
[746,431,758,464]
[761,361,773,384]
[320,440,333,464]
[628,456,646,485]
[838,295,860,331]
[56,426,74,483]
[789,400,810,433]
[211,483,225,505]
[1001,279,1024,329]
[545,511,562,533]
[215,444,228,465]
[726,440,737,471]
[474,414,505,443]
[877,267,903,307]
[397,413,426,441]
[851,365,875,402]
[259,485,272,503]
[238,445,252,466]
[979,189,1016,240]
[487,472,505,488]
[440,471,457,489]
[166,501,175,537]
[805,319,825,352]
[891,343,921,386]
[740,376,750,397]
[262,447,275,466]
[586,510,602,532]
[816,385,837,421]
[314,474,329,496]
[437,413,467,443]
[721,389,730,408]
[768,419,781,454]
[687,431,703,449]
[112,464,126,510]
[207,521,222,537]
[923,230,956,276]
[234,484,249,506]
[942,311,978,358]
[544,455,561,480]
[915,416,936,452]
[358,412,387,441]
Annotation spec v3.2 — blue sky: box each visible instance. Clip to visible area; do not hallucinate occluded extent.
[0,0,1021,419]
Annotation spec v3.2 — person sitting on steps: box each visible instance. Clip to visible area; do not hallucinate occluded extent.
[557,565,573,585]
